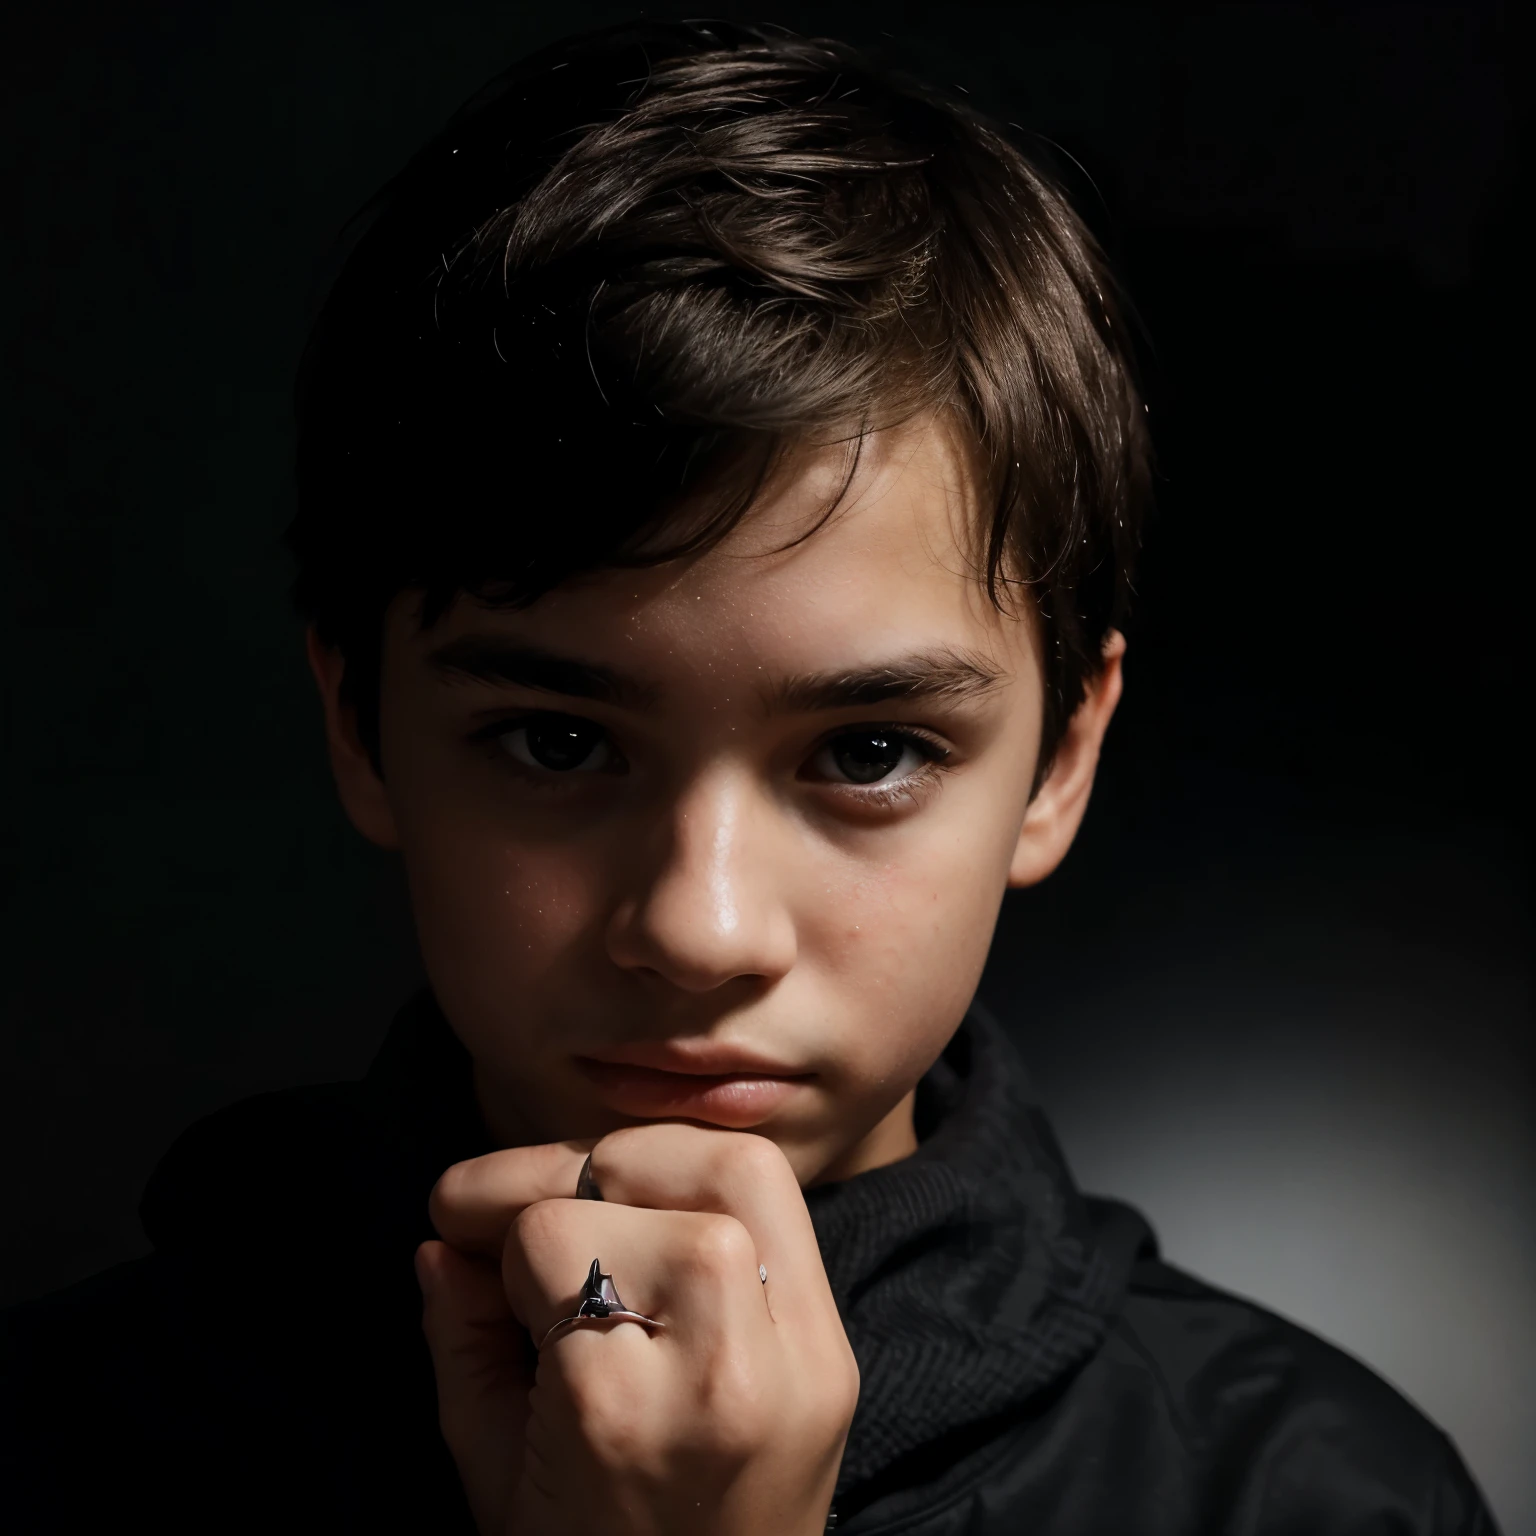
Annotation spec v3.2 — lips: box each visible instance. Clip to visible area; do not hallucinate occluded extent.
[574,1052,812,1129]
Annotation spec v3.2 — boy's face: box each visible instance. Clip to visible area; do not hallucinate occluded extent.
[315,416,1122,1184]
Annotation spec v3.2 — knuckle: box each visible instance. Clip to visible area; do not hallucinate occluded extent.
[792,1338,860,1439]
[701,1361,770,1452]
[832,1364,861,1424]
[426,1159,474,1224]
[703,1409,763,1465]
[509,1197,571,1263]
[682,1213,754,1281]
[587,1123,663,1195]
[713,1131,791,1186]
[827,1343,861,1424]
[564,1367,648,1465]
[592,1119,675,1171]
[592,1122,653,1161]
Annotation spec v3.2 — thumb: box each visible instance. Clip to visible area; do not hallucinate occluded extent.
[417,1239,531,1533]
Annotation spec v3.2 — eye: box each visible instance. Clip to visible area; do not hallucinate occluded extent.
[492,715,617,774]
[807,728,945,787]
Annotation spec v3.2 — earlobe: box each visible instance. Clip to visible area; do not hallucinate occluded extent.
[1007,633,1125,889]
[305,627,401,851]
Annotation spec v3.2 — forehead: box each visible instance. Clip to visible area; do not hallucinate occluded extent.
[401,416,1037,687]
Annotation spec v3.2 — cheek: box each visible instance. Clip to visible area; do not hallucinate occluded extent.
[391,786,602,1008]
[828,767,1022,960]
[809,825,1012,1076]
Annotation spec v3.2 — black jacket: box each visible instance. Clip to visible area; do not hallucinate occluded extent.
[1,992,1498,1534]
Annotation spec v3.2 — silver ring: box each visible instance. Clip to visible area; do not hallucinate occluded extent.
[538,1259,665,1350]
[575,1154,603,1201]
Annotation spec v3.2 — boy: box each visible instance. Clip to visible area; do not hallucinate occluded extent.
[2,18,1498,1534]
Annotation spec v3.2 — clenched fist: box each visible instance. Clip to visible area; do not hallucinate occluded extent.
[415,1125,859,1534]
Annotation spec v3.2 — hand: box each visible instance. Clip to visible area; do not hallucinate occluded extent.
[417,1126,859,1535]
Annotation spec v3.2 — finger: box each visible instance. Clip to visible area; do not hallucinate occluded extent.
[583,1124,833,1331]
[504,1198,772,1353]
[415,1239,532,1530]
[429,1139,594,1258]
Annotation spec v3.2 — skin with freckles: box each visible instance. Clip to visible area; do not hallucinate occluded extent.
[309,412,1125,1534]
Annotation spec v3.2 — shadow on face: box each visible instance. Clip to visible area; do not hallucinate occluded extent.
[310,415,1120,1181]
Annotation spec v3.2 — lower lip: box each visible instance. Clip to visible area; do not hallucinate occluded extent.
[575,1060,810,1128]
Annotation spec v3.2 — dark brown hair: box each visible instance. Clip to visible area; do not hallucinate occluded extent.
[288,19,1151,778]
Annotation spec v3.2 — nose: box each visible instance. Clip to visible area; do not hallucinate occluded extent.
[605,770,797,994]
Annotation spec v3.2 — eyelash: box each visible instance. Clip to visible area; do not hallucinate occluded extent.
[469,712,626,786]
[815,727,952,811]
[470,713,955,806]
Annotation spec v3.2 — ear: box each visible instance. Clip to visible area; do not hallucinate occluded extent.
[1007,631,1125,888]
[305,626,400,851]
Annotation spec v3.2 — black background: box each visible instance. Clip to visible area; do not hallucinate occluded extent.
[6,2,1530,1527]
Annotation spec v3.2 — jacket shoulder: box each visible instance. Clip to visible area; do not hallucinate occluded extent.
[1112,1241,1497,1533]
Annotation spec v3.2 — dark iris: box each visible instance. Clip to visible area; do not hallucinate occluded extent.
[829,731,906,784]
[522,717,606,771]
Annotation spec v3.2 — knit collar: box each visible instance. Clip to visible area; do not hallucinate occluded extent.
[804,1006,1128,1501]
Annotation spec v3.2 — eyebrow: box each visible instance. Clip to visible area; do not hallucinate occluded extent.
[426,637,659,710]
[765,648,1007,714]
[426,636,1005,715]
